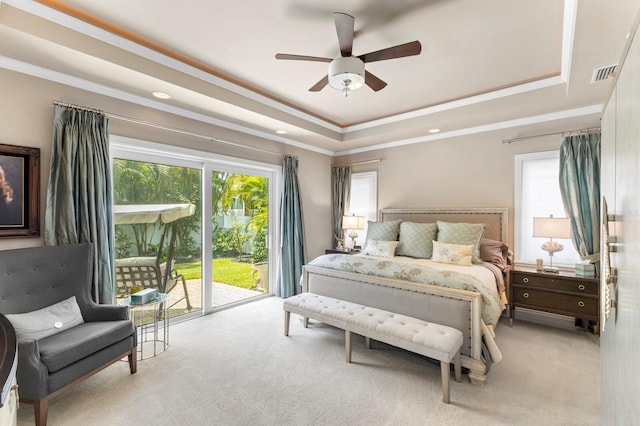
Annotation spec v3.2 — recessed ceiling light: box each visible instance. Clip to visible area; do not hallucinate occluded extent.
[152,91,171,99]
[428,128,441,133]
[276,129,288,135]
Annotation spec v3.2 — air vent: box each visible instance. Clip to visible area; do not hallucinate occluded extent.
[591,64,617,83]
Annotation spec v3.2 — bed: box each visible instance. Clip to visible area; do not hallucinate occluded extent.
[301,208,510,385]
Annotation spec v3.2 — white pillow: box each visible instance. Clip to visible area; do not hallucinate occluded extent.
[431,241,474,266]
[362,240,399,258]
[5,296,84,340]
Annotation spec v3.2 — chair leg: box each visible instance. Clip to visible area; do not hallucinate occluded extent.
[180,276,192,309]
[34,399,48,426]
[129,350,137,374]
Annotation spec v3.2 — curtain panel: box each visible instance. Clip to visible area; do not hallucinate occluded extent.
[331,166,351,249]
[45,106,115,303]
[559,132,601,262]
[277,156,306,297]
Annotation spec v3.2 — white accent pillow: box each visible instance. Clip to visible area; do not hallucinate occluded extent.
[6,296,84,340]
[436,221,486,264]
[362,240,399,258]
[431,241,474,266]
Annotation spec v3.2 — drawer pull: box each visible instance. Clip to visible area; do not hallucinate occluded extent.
[522,277,529,283]
[578,284,585,291]
[523,292,530,299]
[578,301,585,308]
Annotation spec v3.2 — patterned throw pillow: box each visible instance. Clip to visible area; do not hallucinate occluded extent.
[362,240,399,258]
[431,241,474,266]
[365,220,401,245]
[436,221,486,264]
[396,222,438,258]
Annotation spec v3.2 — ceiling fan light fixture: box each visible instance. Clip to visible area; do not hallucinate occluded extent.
[328,57,365,97]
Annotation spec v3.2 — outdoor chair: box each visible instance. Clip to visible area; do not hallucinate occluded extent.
[115,256,192,309]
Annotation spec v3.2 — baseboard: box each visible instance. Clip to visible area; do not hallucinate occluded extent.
[508,308,577,331]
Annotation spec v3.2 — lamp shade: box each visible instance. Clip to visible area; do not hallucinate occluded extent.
[342,215,364,230]
[533,217,571,239]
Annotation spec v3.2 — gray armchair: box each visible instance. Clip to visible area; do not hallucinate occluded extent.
[0,243,137,426]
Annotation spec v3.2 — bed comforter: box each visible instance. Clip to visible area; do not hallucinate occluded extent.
[308,253,506,326]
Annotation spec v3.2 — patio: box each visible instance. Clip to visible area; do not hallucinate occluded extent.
[165,278,266,313]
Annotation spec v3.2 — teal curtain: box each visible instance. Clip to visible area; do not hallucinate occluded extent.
[559,133,601,262]
[331,166,351,248]
[277,156,306,297]
[45,106,115,303]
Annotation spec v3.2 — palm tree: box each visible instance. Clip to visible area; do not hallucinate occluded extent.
[220,174,269,261]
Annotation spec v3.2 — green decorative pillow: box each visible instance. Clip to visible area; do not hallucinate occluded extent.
[431,241,474,266]
[436,221,486,264]
[365,220,401,245]
[362,240,399,258]
[396,222,438,259]
[6,296,84,340]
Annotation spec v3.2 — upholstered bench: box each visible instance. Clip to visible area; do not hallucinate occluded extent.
[283,292,463,403]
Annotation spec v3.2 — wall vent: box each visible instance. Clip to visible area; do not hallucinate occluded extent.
[591,64,617,83]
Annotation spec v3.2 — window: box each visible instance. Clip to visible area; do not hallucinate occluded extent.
[515,151,579,267]
[111,136,280,317]
[348,171,377,247]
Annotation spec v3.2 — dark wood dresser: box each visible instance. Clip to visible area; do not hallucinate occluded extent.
[511,267,599,334]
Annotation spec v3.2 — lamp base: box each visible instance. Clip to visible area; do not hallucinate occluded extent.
[543,266,560,273]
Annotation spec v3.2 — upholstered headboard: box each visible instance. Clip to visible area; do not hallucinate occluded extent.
[380,208,508,242]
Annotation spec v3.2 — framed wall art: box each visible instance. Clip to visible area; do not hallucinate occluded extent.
[0,143,40,238]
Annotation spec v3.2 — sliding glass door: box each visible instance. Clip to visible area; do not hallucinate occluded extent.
[208,170,270,307]
[112,158,203,319]
[111,137,279,317]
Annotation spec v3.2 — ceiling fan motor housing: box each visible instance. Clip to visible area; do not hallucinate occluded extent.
[329,57,365,91]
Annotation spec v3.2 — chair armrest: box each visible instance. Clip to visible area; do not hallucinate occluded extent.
[81,304,130,322]
[17,339,48,400]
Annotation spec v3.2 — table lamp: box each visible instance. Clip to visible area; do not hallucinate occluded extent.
[342,214,365,250]
[533,215,571,273]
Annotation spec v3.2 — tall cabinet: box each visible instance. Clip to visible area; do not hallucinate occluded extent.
[600,12,640,424]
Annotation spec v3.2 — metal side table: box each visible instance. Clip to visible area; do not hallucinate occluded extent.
[120,293,169,360]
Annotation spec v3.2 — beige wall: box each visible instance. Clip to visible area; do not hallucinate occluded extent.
[0,69,333,258]
[336,130,565,248]
[0,67,589,259]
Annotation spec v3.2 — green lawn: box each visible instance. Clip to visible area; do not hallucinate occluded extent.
[175,258,255,289]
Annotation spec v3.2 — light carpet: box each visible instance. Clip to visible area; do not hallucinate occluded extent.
[16,296,599,426]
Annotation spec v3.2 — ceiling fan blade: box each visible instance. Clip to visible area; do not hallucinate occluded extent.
[365,71,387,92]
[309,75,329,92]
[275,53,332,62]
[334,12,355,57]
[359,40,422,63]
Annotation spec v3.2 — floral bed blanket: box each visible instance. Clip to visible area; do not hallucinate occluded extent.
[307,253,505,326]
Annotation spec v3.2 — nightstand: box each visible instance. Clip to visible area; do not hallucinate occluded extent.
[325,248,359,254]
[511,266,599,334]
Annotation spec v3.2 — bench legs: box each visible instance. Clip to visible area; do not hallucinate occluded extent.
[284,311,290,336]
[441,361,451,404]
[284,309,461,404]
[283,310,309,336]
[454,352,462,383]
[440,353,462,404]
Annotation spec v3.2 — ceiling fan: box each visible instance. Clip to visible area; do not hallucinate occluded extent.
[275,12,422,97]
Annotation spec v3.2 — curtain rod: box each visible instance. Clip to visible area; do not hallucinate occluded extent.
[502,127,601,144]
[332,158,383,168]
[53,101,283,156]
